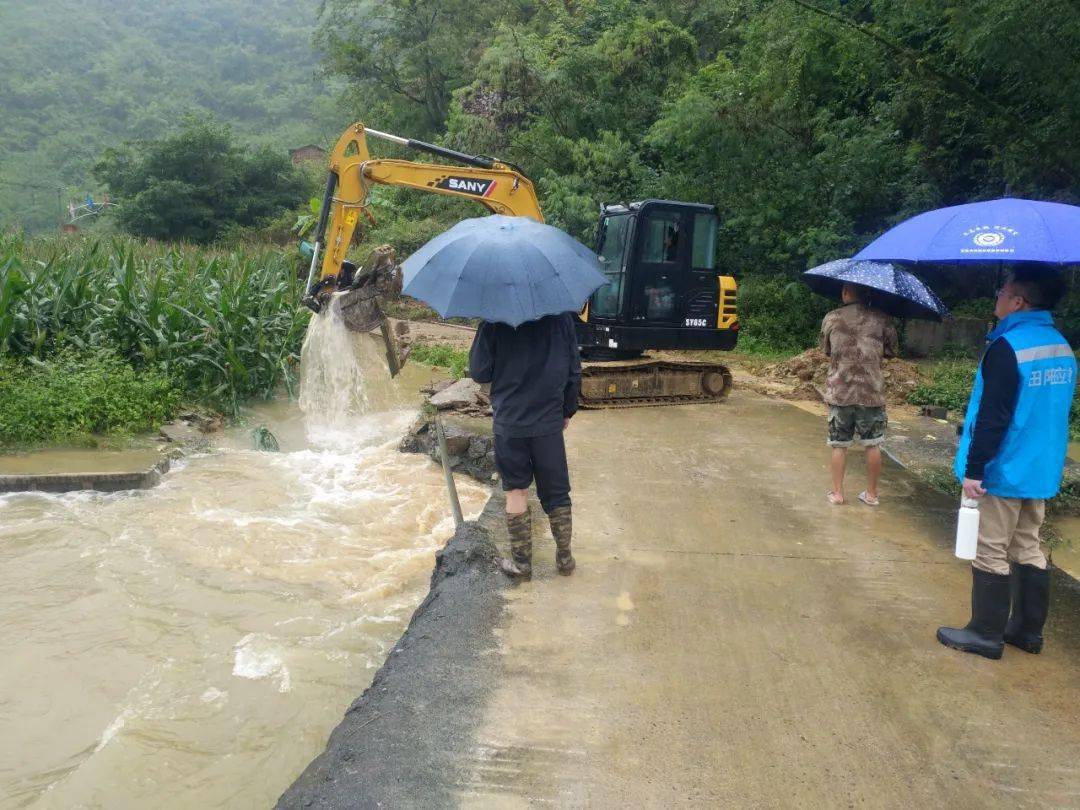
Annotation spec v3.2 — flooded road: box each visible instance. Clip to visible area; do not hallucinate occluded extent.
[0,327,487,808]
[462,392,1080,807]
[0,449,162,476]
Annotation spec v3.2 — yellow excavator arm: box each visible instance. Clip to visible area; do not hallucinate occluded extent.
[302,123,543,309]
[300,122,740,408]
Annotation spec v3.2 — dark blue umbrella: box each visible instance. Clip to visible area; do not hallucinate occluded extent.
[401,215,606,327]
[803,259,949,321]
[854,198,1080,265]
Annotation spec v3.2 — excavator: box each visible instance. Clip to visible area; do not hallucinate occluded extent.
[301,122,739,407]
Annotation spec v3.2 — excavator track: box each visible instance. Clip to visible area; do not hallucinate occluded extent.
[579,359,733,409]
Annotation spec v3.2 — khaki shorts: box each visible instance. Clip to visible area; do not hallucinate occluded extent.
[827,405,886,448]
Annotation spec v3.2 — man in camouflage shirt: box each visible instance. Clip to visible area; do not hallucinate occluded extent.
[820,284,898,506]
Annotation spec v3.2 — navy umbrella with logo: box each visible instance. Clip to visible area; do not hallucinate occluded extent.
[854,198,1080,265]
[401,215,606,327]
[803,259,949,321]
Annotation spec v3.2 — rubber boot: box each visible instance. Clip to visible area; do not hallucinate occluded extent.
[1004,563,1050,654]
[937,567,1010,660]
[548,506,575,576]
[500,508,532,580]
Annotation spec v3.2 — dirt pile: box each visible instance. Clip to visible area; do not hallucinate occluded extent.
[761,348,919,405]
[881,358,921,404]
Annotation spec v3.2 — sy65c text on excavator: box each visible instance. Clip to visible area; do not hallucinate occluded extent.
[302,123,739,408]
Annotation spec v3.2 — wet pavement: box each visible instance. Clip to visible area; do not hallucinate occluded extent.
[0,449,163,476]
[461,391,1080,807]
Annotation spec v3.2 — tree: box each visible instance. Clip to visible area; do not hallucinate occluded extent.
[317,0,511,135]
[0,0,336,234]
[94,118,305,243]
[320,0,1080,280]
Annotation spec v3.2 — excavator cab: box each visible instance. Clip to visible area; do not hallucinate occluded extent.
[578,200,739,358]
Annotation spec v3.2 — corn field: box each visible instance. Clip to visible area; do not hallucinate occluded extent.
[0,234,310,414]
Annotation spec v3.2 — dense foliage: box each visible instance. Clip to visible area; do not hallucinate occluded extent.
[0,235,309,419]
[318,0,1080,351]
[736,276,834,353]
[93,119,308,243]
[0,351,180,447]
[0,0,338,233]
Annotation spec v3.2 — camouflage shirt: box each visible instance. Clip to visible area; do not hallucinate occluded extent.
[819,303,898,407]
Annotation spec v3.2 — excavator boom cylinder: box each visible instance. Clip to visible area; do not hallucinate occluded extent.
[365,127,496,169]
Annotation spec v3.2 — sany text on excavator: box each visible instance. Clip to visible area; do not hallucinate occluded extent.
[302,122,739,407]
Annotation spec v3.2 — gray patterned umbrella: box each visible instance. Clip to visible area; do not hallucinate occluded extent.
[803,259,949,321]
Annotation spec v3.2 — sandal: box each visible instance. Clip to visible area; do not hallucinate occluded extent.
[826,491,844,505]
[858,491,879,507]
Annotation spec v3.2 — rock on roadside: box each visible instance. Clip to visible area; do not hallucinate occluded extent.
[400,413,497,484]
[428,377,491,415]
[158,411,222,456]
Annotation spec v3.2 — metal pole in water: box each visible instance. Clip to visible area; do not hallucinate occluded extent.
[434,416,464,528]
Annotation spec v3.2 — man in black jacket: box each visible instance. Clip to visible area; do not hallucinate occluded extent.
[469,312,582,579]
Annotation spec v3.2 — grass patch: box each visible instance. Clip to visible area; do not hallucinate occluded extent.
[1052,469,1080,517]
[0,351,181,448]
[907,359,977,412]
[918,465,961,498]
[728,338,799,361]
[409,342,469,379]
[735,274,832,354]
[726,344,799,375]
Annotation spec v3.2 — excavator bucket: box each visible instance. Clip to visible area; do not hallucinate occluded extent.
[336,280,383,333]
[309,245,409,377]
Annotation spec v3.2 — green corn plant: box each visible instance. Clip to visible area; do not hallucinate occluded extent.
[0,234,311,415]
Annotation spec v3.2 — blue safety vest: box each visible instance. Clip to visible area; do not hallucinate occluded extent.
[955,310,1076,499]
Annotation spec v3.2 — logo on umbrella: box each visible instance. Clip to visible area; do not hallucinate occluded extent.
[961,225,1018,254]
[974,232,1006,247]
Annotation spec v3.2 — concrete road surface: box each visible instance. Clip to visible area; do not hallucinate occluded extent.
[458,391,1080,808]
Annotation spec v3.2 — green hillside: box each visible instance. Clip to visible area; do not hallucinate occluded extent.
[317,0,1080,275]
[0,0,339,232]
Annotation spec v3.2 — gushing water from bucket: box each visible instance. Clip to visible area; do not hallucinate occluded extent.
[299,297,368,420]
[298,294,411,443]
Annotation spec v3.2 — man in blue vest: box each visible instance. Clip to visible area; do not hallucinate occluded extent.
[938,266,1075,659]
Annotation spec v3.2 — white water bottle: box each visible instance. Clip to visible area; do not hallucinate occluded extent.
[955,497,980,560]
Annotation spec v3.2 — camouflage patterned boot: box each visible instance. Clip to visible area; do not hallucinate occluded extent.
[549,506,575,575]
[500,508,532,579]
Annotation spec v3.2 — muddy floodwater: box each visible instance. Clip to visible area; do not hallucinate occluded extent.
[0,322,487,809]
